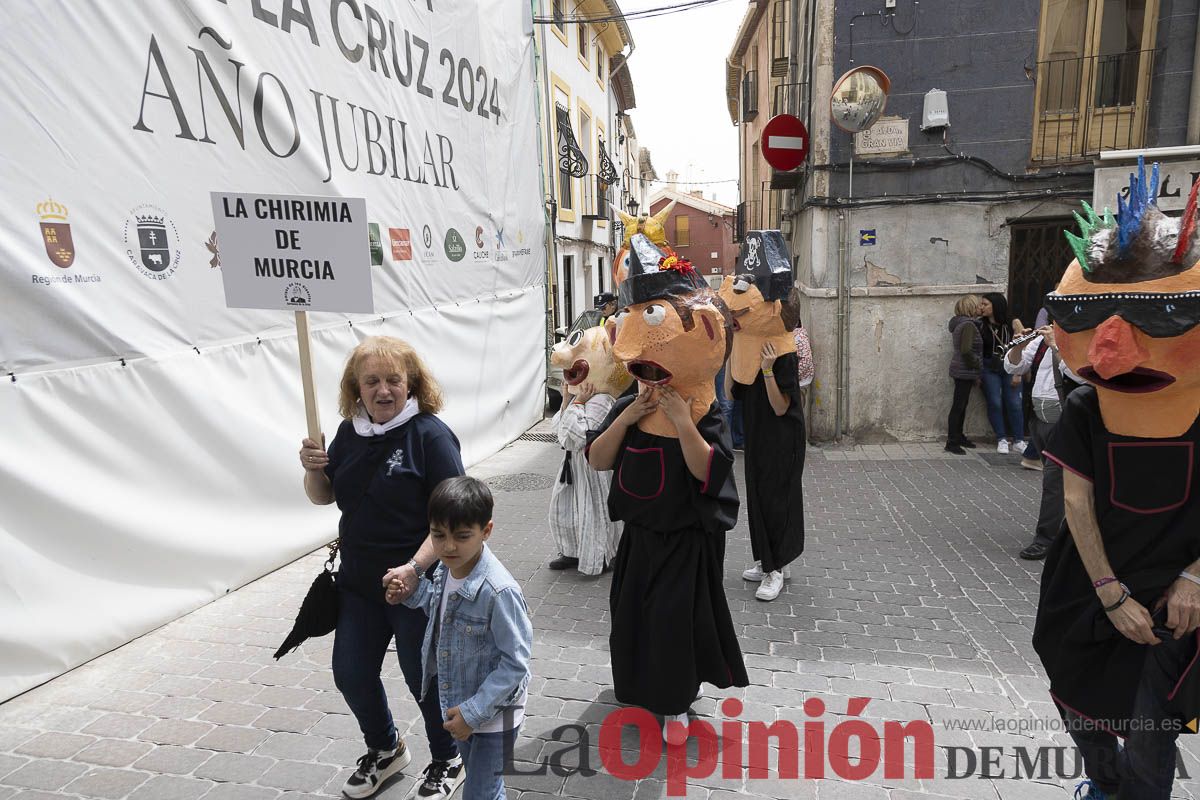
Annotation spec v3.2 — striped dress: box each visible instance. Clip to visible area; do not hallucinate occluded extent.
[547,393,621,575]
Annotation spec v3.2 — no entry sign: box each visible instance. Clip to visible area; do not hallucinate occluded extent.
[760,114,809,171]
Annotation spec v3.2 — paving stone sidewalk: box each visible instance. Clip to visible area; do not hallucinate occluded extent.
[2,424,1199,799]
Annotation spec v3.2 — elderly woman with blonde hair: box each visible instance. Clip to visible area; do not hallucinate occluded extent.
[946,295,983,454]
[299,336,465,800]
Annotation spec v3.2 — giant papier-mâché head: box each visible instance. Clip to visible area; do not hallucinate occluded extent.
[717,230,803,384]
[550,326,633,400]
[609,233,731,435]
[613,200,676,287]
[1050,156,1200,438]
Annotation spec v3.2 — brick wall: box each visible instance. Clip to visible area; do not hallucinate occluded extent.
[649,196,738,281]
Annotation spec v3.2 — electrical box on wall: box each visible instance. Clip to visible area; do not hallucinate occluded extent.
[921,88,949,130]
[884,0,897,9]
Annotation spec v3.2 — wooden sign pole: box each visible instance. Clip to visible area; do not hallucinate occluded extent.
[294,311,322,442]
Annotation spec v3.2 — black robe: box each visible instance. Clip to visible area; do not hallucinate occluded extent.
[1034,387,1200,733]
[586,397,749,715]
[732,351,807,574]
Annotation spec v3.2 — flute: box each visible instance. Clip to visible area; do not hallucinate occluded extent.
[1000,329,1043,354]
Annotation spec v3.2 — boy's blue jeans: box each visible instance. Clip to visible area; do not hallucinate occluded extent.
[979,367,1024,440]
[456,727,519,800]
[332,586,458,760]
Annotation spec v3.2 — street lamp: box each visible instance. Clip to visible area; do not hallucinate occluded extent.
[626,197,639,215]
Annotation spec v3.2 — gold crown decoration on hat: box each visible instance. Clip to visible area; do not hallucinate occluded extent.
[617,199,675,250]
[36,199,68,222]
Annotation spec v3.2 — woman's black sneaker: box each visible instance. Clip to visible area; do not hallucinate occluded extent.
[343,741,410,798]
[958,439,977,449]
[944,443,966,455]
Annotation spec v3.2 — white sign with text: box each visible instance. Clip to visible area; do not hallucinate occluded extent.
[1094,159,1200,214]
[856,118,909,156]
[212,192,373,313]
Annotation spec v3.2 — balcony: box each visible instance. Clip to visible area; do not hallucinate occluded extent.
[771,81,807,118]
[741,70,759,122]
[745,200,762,232]
[1032,49,1157,164]
[583,177,611,221]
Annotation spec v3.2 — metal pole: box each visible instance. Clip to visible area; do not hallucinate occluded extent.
[835,208,846,440]
[841,153,852,436]
[848,152,853,199]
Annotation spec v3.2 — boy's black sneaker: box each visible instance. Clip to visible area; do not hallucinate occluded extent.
[343,741,410,798]
[944,443,966,455]
[411,755,465,799]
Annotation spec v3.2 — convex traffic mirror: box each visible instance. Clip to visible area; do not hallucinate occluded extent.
[830,66,891,134]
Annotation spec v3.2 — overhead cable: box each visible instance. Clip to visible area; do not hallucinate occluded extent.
[533,0,727,25]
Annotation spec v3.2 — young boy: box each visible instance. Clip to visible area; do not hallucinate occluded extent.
[385,476,532,800]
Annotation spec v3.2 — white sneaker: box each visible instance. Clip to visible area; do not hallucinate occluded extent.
[343,742,410,798]
[409,755,464,800]
[1013,439,1028,454]
[743,562,790,581]
[663,711,689,745]
[996,439,1010,454]
[756,570,785,601]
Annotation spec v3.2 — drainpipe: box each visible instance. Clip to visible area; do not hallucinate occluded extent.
[535,0,560,384]
[739,62,746,240]
[1188,9,1200,143]
[780,0,801,237]
[608,42,636,276]
[605,73,615,292]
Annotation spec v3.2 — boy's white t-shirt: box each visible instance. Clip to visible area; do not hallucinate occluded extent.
[438,571,527,733]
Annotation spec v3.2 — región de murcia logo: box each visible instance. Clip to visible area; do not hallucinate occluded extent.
[37,199,75,268]
[124,204,181,280]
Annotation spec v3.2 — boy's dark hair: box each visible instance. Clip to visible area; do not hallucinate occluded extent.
[428,476,494,531]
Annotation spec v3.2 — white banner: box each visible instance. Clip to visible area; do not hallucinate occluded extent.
[0,1,546,701]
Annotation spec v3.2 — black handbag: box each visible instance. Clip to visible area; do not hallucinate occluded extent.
[274,540,340,660]
[273,434,400,659]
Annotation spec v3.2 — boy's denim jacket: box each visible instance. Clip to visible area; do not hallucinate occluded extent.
[402,543,533,730]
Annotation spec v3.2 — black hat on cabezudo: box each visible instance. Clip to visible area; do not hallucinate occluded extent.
[735,230,792,301]
[617,234,705,308]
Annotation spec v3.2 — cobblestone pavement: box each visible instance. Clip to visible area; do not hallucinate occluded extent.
[3,424,1199,799]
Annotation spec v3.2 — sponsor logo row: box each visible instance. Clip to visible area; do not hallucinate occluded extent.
[32,199,534,285]
[367,222,532,266]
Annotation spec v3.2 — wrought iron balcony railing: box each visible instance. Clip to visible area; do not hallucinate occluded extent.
[772,81,808,118]
[583,177,611,221]
[1033,49,1157,164]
